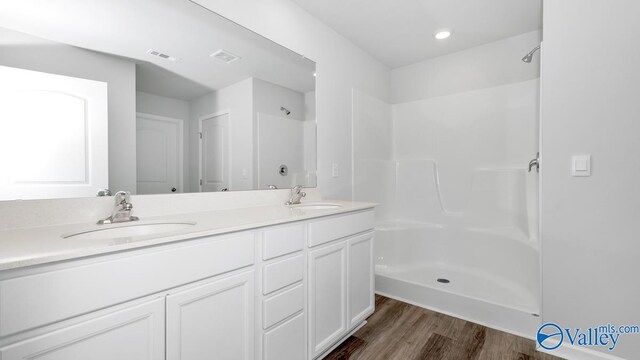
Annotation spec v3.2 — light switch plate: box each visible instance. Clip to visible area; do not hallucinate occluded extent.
[331,163,340,178]
[572,155,591,177]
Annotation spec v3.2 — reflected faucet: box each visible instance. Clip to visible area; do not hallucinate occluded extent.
[97,191,140,224]
[528,152,540,173]
[96,189,112,197]
[285,185,306,205]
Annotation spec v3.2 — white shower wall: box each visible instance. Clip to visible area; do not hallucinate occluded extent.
[393,79,539,234]
[352,89,394,222]
[353,30,543,334]
[355,30,542,228]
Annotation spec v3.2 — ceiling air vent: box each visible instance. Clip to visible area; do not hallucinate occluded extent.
[210,49,241,64]
[146,49,178,62]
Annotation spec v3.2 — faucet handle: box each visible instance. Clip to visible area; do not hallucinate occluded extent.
[114,191,131,205]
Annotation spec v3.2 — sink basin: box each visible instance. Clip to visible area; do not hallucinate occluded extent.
[63,222,197,241]
[290,203,343,210]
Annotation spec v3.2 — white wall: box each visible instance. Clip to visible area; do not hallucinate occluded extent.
[193,0,390,199]
[304,91,317,185]
[392,31,541,103]
[253,78,305,119]
[136,91,190,190]
[0,28,137,193]
[541,1,640,358]
[136,91,189,120]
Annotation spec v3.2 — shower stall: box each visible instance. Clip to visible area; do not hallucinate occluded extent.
[352,38,542,337]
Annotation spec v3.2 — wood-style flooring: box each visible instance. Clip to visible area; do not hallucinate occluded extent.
[324,295,564,360]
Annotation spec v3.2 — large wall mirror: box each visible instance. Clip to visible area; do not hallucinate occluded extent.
[0,0,316,201]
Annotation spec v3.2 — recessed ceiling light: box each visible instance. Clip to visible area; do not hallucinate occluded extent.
[434,29,452,40]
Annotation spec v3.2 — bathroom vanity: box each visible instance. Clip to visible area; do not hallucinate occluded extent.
[0,1,374,358]
[0,200,375,360]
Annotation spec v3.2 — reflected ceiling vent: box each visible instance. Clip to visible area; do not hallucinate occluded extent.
[210,49,241,63]
[146,49,178,62]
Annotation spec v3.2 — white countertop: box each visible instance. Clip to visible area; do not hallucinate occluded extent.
[0,200,375,271]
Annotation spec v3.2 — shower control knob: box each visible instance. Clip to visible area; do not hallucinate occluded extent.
[171,187,177,192]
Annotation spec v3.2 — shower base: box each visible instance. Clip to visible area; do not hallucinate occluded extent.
[376,264,540,339]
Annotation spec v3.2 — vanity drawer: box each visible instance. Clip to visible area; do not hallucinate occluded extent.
[0,232,254,337]
[263,312,305,360]
[262,224,304,260]
[263,284,304,329]
[308,210,375,247]
[262,255,303,295]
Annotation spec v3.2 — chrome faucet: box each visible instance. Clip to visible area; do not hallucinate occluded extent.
[285,185,306,205]
[96,189,112,197]
[528,152,540,173]
[97,191,140,224]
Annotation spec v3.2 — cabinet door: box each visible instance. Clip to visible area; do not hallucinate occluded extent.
[348,231,375,328]
[0,297,164,360]
[308,241,348,358]
[166,271,254,360]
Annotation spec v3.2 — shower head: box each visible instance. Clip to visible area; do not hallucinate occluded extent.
[280,106,291,116]
[522,45,541,63]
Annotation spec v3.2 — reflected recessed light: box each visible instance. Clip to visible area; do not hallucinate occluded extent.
[210,49,241,63]
[434,29,452,40]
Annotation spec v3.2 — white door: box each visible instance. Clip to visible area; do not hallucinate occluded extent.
[348,232,375,328]
[136,113,183,194]
[200,113,229,192]
[0,298,164,360]
[166,271,254,360]
[308,241,348,358]
[0,65,108,200]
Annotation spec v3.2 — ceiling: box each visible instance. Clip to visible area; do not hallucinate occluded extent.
[290,0,542,68]
[0,0,316,98]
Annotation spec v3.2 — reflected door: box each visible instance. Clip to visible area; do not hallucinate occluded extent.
[199,113,229,192]
[0,65,108,200]
[136,113,183,194]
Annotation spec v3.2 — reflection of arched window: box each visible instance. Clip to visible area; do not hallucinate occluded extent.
[0,66,108,200]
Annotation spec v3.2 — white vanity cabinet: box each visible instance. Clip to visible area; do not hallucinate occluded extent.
[0,231,256,360]
[347,232,375,328]
[257,223,306,360]
[166,271,255,360]
[308,240,349,357]
[307,210,375,359]
[0,297,165,360]
[0,206,375,360]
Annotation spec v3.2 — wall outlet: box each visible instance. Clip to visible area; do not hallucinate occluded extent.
[332,163,340,178]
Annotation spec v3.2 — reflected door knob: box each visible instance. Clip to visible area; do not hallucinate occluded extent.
[171,187,177,192]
